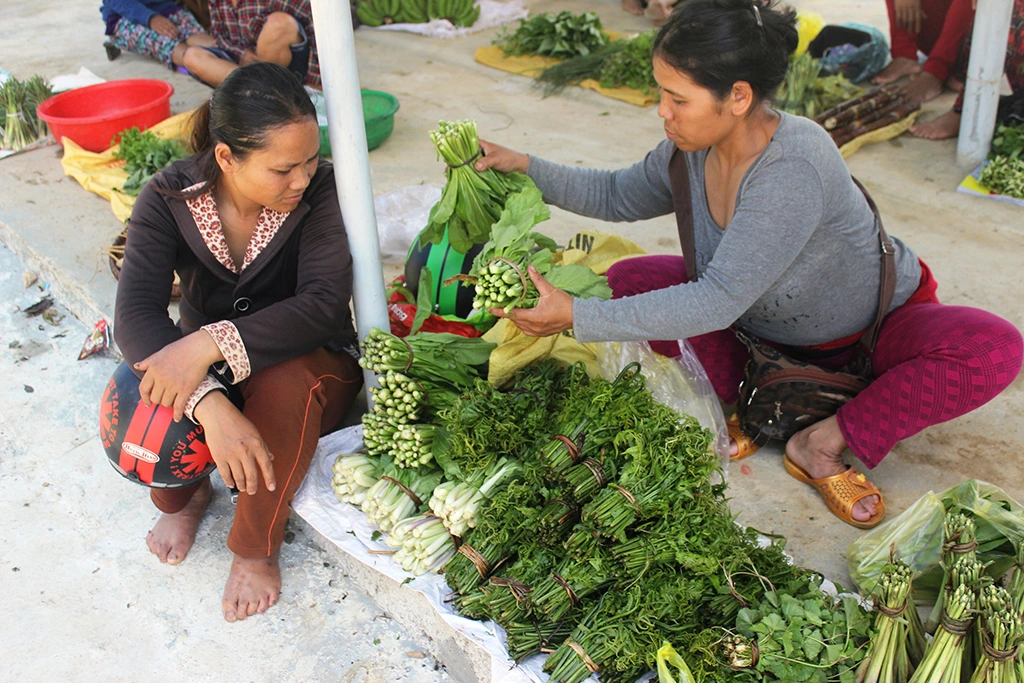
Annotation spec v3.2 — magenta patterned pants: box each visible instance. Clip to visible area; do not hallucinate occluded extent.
[607,255,1023,468]
[110,10,207,69]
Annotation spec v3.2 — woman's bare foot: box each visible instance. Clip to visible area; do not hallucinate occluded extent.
[873,57,922,84]
[146,478,212,565]
[222,553,281,622]
[784,416,879,523]
[910,110,961,139]
[902,71,945,105]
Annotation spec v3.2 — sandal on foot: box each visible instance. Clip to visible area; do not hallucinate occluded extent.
[727,414,760,461]
[782,454,885,529]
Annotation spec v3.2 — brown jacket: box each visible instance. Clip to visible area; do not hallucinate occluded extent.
[114,156,356,376]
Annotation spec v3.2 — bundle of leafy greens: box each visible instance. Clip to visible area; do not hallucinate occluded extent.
[535,31,658,97]
[775,53,863,120]
[0,75,54,152]
[112,127,187,196]
[420,119,535,253]
[990,120,1024,160]
[979,155,1024,200]
[359,326,494,388]
[494,11,608,59]
[465,186,611,313]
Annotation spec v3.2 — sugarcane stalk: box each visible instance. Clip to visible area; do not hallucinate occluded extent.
[831,102,921,148]
[824,89,900,130]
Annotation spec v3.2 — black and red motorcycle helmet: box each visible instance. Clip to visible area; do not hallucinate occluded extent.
[100,362,215,488]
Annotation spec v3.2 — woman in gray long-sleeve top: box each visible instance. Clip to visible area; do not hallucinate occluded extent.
[478,0,1022,529]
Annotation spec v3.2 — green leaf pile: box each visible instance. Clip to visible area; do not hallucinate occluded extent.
[112,127,188,197]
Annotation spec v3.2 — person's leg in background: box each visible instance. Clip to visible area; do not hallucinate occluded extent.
[903,0,976,103]
[605,255,748,404]
[912,0,1024,138]
[223,348,362,622]
[169,9,218,51]
[108,17,187,69]
[254,12,303,67]
[876,0,956,83]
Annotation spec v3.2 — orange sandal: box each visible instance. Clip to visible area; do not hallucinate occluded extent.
[782,454,886,529]
[727,414,760,461]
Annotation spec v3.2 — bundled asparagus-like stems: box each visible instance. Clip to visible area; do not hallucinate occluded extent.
[908,582,977,683]
[386,514,458,576]
[856,552,926,683]
[814,86,920,148]
[967,584,1023,683]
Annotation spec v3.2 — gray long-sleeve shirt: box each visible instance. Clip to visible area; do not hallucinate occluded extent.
[527,112,922,346]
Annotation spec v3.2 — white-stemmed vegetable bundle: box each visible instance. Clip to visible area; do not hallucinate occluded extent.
[428,457,522,537]
[464,186,612,314]
[362,469,442,532]
[420,119,536,253]
[386,514,458,576]
[331,453,379,505]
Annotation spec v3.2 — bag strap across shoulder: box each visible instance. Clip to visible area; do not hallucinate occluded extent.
[666,148,896,355]
[668,148,698,284]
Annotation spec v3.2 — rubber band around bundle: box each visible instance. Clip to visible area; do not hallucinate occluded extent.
[876,602,907,619]
[946,540,978,555]
[566,639,601,673]
[552,573,580,606]
[449,147,484,169]
[381,476,423,508]
[982,634,1019,663]
[401,337,414,372]
[551,434,582,464]
[612,484,638,508]
[457,543,492,578]
[581,459,605,488]
[489,576,532,604]
[939,610,974,637]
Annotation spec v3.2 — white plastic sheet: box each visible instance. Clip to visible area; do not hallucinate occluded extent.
[361,0,527,39]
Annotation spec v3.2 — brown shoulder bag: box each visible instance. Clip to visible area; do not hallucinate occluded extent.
[668,148,896,446]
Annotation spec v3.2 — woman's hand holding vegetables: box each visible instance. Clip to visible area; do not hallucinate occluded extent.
[490,265,574,337]
[192,392,276,496]
[475,140,530,175]
[135,330,224,422]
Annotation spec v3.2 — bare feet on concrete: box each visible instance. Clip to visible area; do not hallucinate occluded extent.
[902,71,945,105]
[146,477,212,565]
[784,416,879,523]
[873,57,921,84]
[911,110,961,139]
[222,553,281,622]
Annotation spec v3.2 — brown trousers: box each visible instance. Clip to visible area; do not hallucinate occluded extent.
[150,348,363,558]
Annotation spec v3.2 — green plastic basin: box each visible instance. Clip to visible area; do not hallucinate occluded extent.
[317,89,399,156]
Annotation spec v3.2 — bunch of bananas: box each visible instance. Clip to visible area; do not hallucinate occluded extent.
[356,0,478,26]
[428,0,479,26]
[357,0,425,25]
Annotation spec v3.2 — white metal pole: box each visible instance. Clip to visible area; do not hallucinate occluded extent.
[308,0,389,401]
[956,0,1013,168]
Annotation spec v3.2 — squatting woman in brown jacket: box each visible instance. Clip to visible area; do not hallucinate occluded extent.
[104,62,361,622]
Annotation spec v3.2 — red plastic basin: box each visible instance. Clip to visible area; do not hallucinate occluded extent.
[37,79,174,153]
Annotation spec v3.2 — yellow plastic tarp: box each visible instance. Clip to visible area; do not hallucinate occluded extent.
[60,110,196,223]
[474,35,658,108]
[839,111,919,158]
[484,230,646,386]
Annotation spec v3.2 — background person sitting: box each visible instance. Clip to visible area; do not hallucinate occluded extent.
[101,0,218,71]
[183,0,320,88]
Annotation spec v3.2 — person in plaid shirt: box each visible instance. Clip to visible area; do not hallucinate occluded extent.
[183,0,320,88]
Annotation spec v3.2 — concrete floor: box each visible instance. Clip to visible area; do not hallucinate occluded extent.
[1,0,1022,679]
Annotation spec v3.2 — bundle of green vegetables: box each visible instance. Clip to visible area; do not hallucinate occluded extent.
[979,155,1024,200]
[535,30,659,97]
[464,186,611,313]
[0,75,54,152]
[420,119,537,253]
[494,11,608,59]
[359,327,494,389]
[857,554,927,683]
[775,52,862,120]
[967,585,1023,683]
[112,127,188,196]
